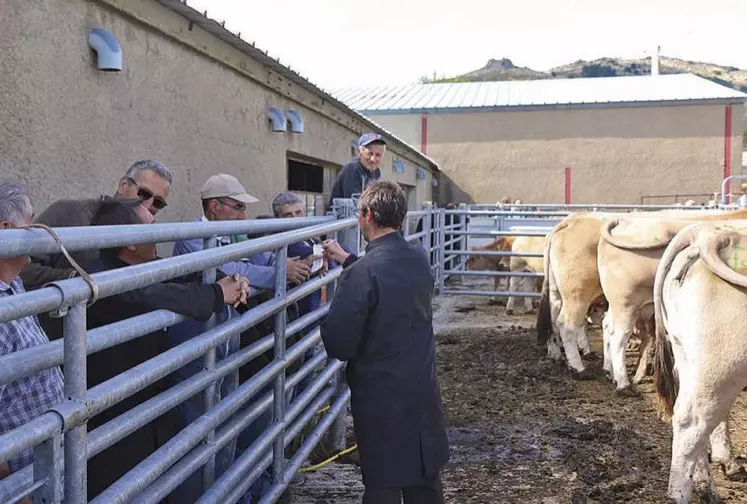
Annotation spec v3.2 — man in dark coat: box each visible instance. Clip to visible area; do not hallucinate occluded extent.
[328,133,386,207]
[321,180,449,503]
[80,200,249,499]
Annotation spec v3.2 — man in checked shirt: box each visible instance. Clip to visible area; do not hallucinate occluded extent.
[0,182,65,483]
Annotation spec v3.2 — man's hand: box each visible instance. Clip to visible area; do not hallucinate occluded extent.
[218,274,250,307]
[322,240,350,265]
[286,257,311,285]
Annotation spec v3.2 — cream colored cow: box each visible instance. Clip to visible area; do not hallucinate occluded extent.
[465,235,544,314]
[505,235,545,315]
[537,208,730,378]
[653,220,747,503]
[598,209,747,396]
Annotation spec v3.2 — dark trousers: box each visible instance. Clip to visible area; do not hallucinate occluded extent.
[362,475,444,504]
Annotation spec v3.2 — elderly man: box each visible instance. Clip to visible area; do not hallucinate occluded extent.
[19,159,172,291]
[322,181,449,504]
[0,183,65,484]
[328,133,386,206]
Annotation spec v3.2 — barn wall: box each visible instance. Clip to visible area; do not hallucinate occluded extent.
[0,0,435,220]
[369,104,744,205]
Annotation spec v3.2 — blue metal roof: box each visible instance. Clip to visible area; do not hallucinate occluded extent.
[332,74,747,114]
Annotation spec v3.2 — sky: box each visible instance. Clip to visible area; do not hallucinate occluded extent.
[187,0,747,91]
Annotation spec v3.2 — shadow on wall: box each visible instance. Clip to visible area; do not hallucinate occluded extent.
[440,174,476,205]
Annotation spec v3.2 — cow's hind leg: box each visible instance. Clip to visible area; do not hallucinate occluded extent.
[632,323,653,384]
[668,376,726,504]
[606,307,638,396]
[557,303,593,380]
[710,419,745,479]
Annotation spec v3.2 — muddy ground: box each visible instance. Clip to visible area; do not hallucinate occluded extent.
[290,278,747,503]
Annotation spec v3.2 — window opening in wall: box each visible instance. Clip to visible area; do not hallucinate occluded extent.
[288,158,324,193]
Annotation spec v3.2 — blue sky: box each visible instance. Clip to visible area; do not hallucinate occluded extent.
[188,0,747,90]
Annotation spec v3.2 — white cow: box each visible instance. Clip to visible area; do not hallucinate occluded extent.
[653,220,747,503]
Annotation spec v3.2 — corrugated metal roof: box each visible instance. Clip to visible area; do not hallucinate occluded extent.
[332,74,747,114]
[150,0,439,170]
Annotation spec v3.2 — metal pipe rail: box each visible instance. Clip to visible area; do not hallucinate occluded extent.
[0,218,356,323]
[0,216,337,258]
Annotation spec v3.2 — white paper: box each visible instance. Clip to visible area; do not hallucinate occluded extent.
[311,243,324,273]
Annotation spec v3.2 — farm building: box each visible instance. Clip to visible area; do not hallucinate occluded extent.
[0,0,438,220]
[334,75,747,205]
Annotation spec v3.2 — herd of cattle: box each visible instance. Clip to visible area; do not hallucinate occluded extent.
[465,207,747,503]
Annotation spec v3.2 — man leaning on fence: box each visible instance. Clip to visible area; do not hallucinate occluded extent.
[321,180,450,504]
[0,183,65,491]
[19,159,172,292]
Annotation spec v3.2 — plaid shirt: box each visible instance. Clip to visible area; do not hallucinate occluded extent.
[0,277,65,472]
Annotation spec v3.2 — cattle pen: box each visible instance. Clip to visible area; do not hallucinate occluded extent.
[4,199,747,503]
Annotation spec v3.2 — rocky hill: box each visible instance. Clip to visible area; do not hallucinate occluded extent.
[422,56,747,93]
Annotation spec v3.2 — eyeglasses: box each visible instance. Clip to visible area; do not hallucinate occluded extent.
[128,178,168,210]
[219,198,246,212]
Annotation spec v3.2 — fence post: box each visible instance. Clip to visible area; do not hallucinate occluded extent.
[272,245,288,484]
[328,203,356,453]
[423,204,432,270]
[63,302,87,504]
[201,236,218,490]
[438,209,446,293]
[33,427,63,503]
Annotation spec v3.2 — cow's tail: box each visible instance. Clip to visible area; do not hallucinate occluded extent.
[600,218,673,251]
[653,223,699,419]
[537,221,565,345]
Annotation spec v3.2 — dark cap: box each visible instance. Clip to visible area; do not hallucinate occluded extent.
[357,132,387,148]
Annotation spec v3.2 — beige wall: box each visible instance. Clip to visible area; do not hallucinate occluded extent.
[0,0,434,220]
[371,104,744,205]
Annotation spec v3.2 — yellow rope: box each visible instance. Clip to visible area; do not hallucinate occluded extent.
[316,405,330,415]
[299,444,358,473]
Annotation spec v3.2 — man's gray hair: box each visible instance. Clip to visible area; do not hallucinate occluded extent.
[271,192,304,217]
[0,182,32,226]
[124,159,173,185]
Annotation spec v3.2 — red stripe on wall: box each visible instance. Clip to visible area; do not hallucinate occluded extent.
[564,167,572,204]
[724,105,733,202]
[421,114,428,154]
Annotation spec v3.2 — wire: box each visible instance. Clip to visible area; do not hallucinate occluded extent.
[298,444,358,473]
[21,223,100,306]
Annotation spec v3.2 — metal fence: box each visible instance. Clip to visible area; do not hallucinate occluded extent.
[0,213,358,504]
[436,203,719,301]
[0,197,729,504]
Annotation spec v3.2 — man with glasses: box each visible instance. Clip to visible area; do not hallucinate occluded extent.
[113,159,171,215]
[165,174,310,502]
[19,159,172,289]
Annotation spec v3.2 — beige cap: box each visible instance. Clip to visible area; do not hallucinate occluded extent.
[200,174,259,204]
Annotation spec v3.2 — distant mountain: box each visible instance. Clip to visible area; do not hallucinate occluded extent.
[421,56,747,93]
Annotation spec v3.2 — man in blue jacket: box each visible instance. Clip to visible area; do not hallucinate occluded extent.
[328,133,386,207]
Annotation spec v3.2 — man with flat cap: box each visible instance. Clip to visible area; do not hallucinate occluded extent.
[328,133,387,206]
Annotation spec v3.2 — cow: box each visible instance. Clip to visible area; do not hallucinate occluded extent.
[536,208,729,379]
[465,235,545,314]
[653,220,747,503]
[598,209,747,396]
[465,236,514,302]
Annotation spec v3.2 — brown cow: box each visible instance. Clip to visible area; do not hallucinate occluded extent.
[465,236,515,302]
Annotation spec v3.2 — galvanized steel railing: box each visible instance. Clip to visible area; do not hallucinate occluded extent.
[0,213,358,504]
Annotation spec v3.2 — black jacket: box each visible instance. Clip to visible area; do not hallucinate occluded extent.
[328,159,381,206]
[321,232,449,488]
[82,254,224,498]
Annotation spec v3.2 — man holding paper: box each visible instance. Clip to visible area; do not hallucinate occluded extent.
[321,181,449,504]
